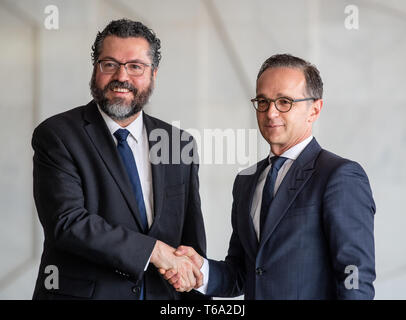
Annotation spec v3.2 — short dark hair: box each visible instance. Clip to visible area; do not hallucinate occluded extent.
[91,19,161,70]
[257,54,323,99]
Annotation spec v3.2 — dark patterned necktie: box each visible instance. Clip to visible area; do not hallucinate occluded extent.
[114,129,148,232]
[260,156,288,237]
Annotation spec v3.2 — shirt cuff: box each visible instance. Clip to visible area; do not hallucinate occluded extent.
[144,254,151,271]
[195,258,209,294]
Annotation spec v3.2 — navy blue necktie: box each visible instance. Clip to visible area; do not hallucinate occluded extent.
[114,129,147,300]
[260,156,288,237]
[114,129,148,232]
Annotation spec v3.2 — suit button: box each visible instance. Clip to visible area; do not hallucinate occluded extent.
[132,286,140,294]
[256,268,264,276]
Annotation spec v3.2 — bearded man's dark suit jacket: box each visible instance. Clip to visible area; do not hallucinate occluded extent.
[206,138,376,299]
[32,100,207,300]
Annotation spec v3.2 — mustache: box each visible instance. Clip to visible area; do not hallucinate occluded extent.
[104,80,137,93]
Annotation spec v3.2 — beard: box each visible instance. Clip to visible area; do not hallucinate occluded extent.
[90,68,154,121]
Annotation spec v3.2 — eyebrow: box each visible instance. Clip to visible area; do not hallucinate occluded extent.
[256,93,294,99]
[99,56,149,64]
[255,94,268,100]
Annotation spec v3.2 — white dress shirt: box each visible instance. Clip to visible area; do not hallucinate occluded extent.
[196,135,314,294]
[250,135,313,240]
[98,107,154,228]
[98,107,154,271]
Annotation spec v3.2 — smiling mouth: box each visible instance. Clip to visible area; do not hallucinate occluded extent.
[111,87,131,93]
[266,124,284,128]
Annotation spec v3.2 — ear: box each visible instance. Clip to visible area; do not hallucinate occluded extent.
[308,99,323,123]
[152,67,158,82]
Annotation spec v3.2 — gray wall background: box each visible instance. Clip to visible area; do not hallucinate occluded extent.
[0,0,405,299]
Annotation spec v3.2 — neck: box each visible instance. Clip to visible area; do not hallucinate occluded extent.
[270,132,312,156]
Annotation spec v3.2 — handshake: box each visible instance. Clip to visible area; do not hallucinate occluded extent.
[150,240,204,292]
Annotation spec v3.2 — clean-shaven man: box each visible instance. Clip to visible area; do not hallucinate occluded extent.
[163,54,376,300]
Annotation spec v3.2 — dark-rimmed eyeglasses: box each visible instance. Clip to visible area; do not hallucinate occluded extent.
[251,96,316,113]
[97,59,152,77]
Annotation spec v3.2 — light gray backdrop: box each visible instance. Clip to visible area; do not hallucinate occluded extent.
[0,0,404,299]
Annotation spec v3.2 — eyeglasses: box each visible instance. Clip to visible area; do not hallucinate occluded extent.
[251,96,316,113]
[97,59,152,76]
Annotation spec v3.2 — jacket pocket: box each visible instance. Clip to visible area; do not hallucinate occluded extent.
[48,274,95,299]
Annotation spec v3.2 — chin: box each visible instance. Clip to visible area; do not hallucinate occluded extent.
[110,98,131,106]
[265,133,283,144]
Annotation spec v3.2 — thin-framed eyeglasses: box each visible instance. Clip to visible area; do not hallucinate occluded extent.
[251,96,316,113]
[97,59,153,77]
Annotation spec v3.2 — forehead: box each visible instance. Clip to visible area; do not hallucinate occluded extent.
[256,67,306,96]
[99,35,151,62]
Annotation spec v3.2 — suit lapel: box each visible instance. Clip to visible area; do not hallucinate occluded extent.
[143,113,165,232]
[258,138,322,251]
[82,101,146,231]
[238,158,269,261]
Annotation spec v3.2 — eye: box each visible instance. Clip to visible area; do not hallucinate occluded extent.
[104,62,115,67]
[278,98,291,105]
[128,63,143,70]
[257,99,268,107]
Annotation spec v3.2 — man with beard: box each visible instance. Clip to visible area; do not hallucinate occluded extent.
[31,19,207,300]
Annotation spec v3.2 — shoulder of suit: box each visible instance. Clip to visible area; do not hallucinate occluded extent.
[235,158,267,181]
[34,105,86,134]
[318,148,352,166]
[317,148,366,176]
[143,112,195,142]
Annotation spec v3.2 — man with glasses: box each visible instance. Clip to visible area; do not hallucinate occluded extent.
[163,54,376,299]
[32,19,207,300]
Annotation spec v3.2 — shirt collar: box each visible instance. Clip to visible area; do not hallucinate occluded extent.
[97,105,144,143]
[269,135,313,162]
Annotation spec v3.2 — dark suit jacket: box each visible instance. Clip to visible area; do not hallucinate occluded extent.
[207,138,375,299]
[32,100,207,300]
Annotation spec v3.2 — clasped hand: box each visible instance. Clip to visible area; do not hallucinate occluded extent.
[151,241,203,292]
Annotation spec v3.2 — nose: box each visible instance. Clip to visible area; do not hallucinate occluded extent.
[113,64,130,82]
[266,101,280,118]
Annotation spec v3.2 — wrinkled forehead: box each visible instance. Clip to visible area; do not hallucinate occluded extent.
[256,67,307,97]
[99,36,152,62]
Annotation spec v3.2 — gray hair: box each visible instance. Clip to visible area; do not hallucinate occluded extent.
[257,54,323,99]
[91,19,161,70]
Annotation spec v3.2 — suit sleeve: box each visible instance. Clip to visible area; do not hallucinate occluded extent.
[32,123,157,281]
[206,176,246,298]
[322,161,376,299]
[180,155,206,257]
[179,138,209,299]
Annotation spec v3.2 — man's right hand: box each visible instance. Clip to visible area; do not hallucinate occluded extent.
[150,240,203,292]
[158,245,204,290]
